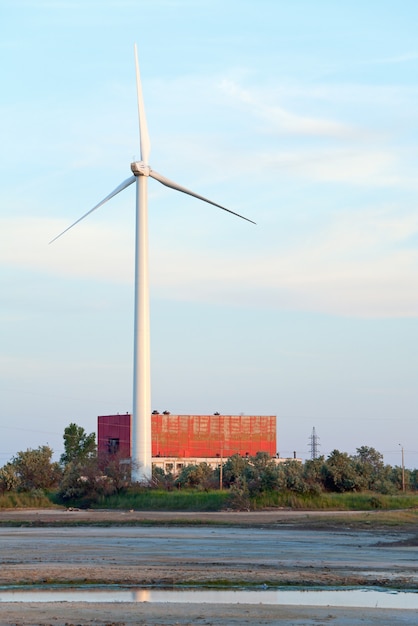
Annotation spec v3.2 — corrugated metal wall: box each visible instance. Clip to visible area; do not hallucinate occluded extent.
[98,414,276,458]
[152,414,276,457]
[98,414,131,457]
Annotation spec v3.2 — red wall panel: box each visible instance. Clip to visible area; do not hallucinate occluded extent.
[98,414,276,458]
[98,414,131,457]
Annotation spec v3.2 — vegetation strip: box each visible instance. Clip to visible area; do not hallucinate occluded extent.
[1,422,418,511]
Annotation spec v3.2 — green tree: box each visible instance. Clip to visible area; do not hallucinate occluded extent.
[223,454,251,487]
[248,452,282,493]
[175,463,215,490]
[57,457,115,505]
[283,460,308,493]
[322,450,361,493]
[12,446,61,491]
[409,469,418,492]
[102,452,132,492]
[389,465,411,492]
[152,466,176,490]
[353,446,392,492]
[0,463,20,493]
[303,456,326,493]
[60,423,96,466]
[225,476,251,510]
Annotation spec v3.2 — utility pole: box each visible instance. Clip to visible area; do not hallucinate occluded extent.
[309,427,320,460]
[399,444,405,492]
[219,456,223,491]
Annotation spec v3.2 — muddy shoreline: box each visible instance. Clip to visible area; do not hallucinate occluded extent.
[1,508,417,588]
[1,508,417,625]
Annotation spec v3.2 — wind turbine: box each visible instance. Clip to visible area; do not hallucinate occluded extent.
[50,45,255,483]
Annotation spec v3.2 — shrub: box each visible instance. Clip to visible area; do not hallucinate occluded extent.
[0,463,20,493]
[225,478,251,511]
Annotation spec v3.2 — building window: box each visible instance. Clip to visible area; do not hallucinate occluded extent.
[108,438,120,454]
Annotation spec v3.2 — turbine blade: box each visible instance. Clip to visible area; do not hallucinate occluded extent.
[134,43,151,164]
[49,175,136,244]
[149,170,256,225]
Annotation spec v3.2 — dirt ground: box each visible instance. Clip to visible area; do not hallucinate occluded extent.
[0,508,417,625]
[1,601,417,626]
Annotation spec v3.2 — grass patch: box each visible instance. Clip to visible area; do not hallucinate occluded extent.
[89,489,418,516]
[0,491,59,510]
[2,489,418,516]
[92,489,230,512]
[250,491,418,511]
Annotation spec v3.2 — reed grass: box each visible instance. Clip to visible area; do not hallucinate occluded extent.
[93,489,230,511]
[250,491,418,511]
[0,491,58,509]
[2,489,418,514]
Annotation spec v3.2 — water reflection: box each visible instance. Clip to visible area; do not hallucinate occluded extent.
[0,588,417,609]
[133,589,151,602]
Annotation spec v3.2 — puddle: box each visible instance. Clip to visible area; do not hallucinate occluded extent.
[0,588,417,609]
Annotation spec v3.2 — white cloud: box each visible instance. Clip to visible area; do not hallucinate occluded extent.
[0,217,134,283]
[151,208,418,319]
[254,147,403,187]
[1,203,417,321]
[219,79,356,138]
[370,52,418,65]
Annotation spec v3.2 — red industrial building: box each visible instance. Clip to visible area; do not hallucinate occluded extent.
[98,413,277,472]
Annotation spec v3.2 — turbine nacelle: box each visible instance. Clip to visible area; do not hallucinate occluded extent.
[131,161,150,176]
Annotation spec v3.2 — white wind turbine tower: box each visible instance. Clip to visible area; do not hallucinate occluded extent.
[50,45,255,483]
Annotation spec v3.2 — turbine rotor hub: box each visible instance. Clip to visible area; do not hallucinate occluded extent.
[131,161,150,176]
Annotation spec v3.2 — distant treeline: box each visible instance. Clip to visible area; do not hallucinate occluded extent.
[0,423,416,509]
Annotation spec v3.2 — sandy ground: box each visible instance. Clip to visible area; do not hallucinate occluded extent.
[0,508,417,625]
[1,601,417,625]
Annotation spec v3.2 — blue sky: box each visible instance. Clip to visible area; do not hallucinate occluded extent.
[0,0,417,467]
